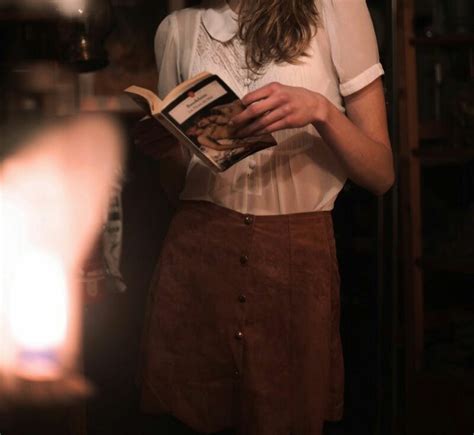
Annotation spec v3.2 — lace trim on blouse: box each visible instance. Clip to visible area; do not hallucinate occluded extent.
[193,21,265,93]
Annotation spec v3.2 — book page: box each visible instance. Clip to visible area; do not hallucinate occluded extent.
[161,72,212,108]
[125,74,277,172]
[161,75,276,171]
[168,80,228,124]
[125,72,213,115]
[124,86,162,115]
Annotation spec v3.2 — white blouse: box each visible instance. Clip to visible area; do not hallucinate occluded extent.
[154,0,384,215]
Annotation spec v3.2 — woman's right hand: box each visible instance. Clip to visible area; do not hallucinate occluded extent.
[133,116,190,205]
[132,116,180,160]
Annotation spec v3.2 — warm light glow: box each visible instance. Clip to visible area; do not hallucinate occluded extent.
[0,114,124,390]
[0,177,69,379]
[8,251,68,350]
[6,0,88,17]
[54,0,87,17]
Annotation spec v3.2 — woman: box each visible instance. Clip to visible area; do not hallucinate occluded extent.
[137,0,394,434]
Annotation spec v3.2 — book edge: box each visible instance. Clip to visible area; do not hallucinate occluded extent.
[161,71,213,108]
[155,113,222,172]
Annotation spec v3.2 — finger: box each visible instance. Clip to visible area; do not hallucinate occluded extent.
[253,118,290,135]
[231,96,280,127]
[240,82,281,106]
[236,107,288,138]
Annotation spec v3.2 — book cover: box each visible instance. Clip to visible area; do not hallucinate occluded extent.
[125,74,276,172]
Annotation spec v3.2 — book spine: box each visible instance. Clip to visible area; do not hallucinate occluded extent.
[155,114,222,172]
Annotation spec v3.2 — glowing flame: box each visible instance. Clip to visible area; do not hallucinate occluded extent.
[8,251,68,350]
[0,189,67,351]
[0,114,124,386]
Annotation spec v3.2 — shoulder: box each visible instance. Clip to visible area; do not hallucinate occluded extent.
[172,5,204,23]
[155,7,202,52]
[155,6,205,53]
[318,0,370,8]
[323,0,375,21]
[317,0,375,42]
[317,0,383,96]
[156,6,203,34]
[318,0,371,22]
[156,0,229,35]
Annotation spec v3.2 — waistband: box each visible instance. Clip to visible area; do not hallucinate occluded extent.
[178,200,332,224]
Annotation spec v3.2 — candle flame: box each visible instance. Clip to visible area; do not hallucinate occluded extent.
[8,251,68,350]
[0,114,124,388]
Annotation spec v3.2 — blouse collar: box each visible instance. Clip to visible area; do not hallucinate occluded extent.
[201,0,239,43]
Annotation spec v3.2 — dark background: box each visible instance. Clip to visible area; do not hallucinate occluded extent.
[0,0,472,434]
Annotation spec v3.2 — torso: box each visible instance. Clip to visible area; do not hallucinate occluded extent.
[174,2,348,215]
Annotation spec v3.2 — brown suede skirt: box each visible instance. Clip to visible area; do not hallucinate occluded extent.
[140,200,344,435]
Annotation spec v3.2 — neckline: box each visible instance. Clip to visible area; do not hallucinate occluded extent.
[225,0,240,15]
[201,0,238,43]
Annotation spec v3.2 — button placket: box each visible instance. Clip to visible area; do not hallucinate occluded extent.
[245,216,254,226]
[233,213,255,380]
[239,214,253,265]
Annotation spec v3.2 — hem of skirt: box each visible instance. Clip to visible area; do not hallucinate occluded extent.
[140,379,234,434]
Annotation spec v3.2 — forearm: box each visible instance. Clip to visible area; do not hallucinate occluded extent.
[313,95,394,195]
[231,79,394,195]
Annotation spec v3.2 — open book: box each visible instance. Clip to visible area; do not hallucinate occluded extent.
[125,72,276,172]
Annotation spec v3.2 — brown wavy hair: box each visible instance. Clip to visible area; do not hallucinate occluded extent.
[237,0,320,71]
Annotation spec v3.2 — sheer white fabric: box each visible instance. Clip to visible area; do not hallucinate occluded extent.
[154,0,384,214]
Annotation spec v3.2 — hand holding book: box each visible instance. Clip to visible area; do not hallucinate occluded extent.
[230,82,328,137]
[132,116,180,160]
[125,72,277,172]
[184,99,274,151]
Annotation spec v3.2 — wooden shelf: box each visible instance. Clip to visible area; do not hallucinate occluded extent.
[418,368,474,385]
[352,236,376,255]
[411,34,474,47]
[413,146,474,166]
[416,256,474,274]
[418,120,450,140]
[425,305,474,330]
[409,369,474,435]
[401,3,474,434]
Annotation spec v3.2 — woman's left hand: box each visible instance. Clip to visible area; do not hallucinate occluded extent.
[230,82,328,137]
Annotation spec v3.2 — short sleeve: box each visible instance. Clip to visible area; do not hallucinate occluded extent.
[154,13,181,99]
[321,0,384,97]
